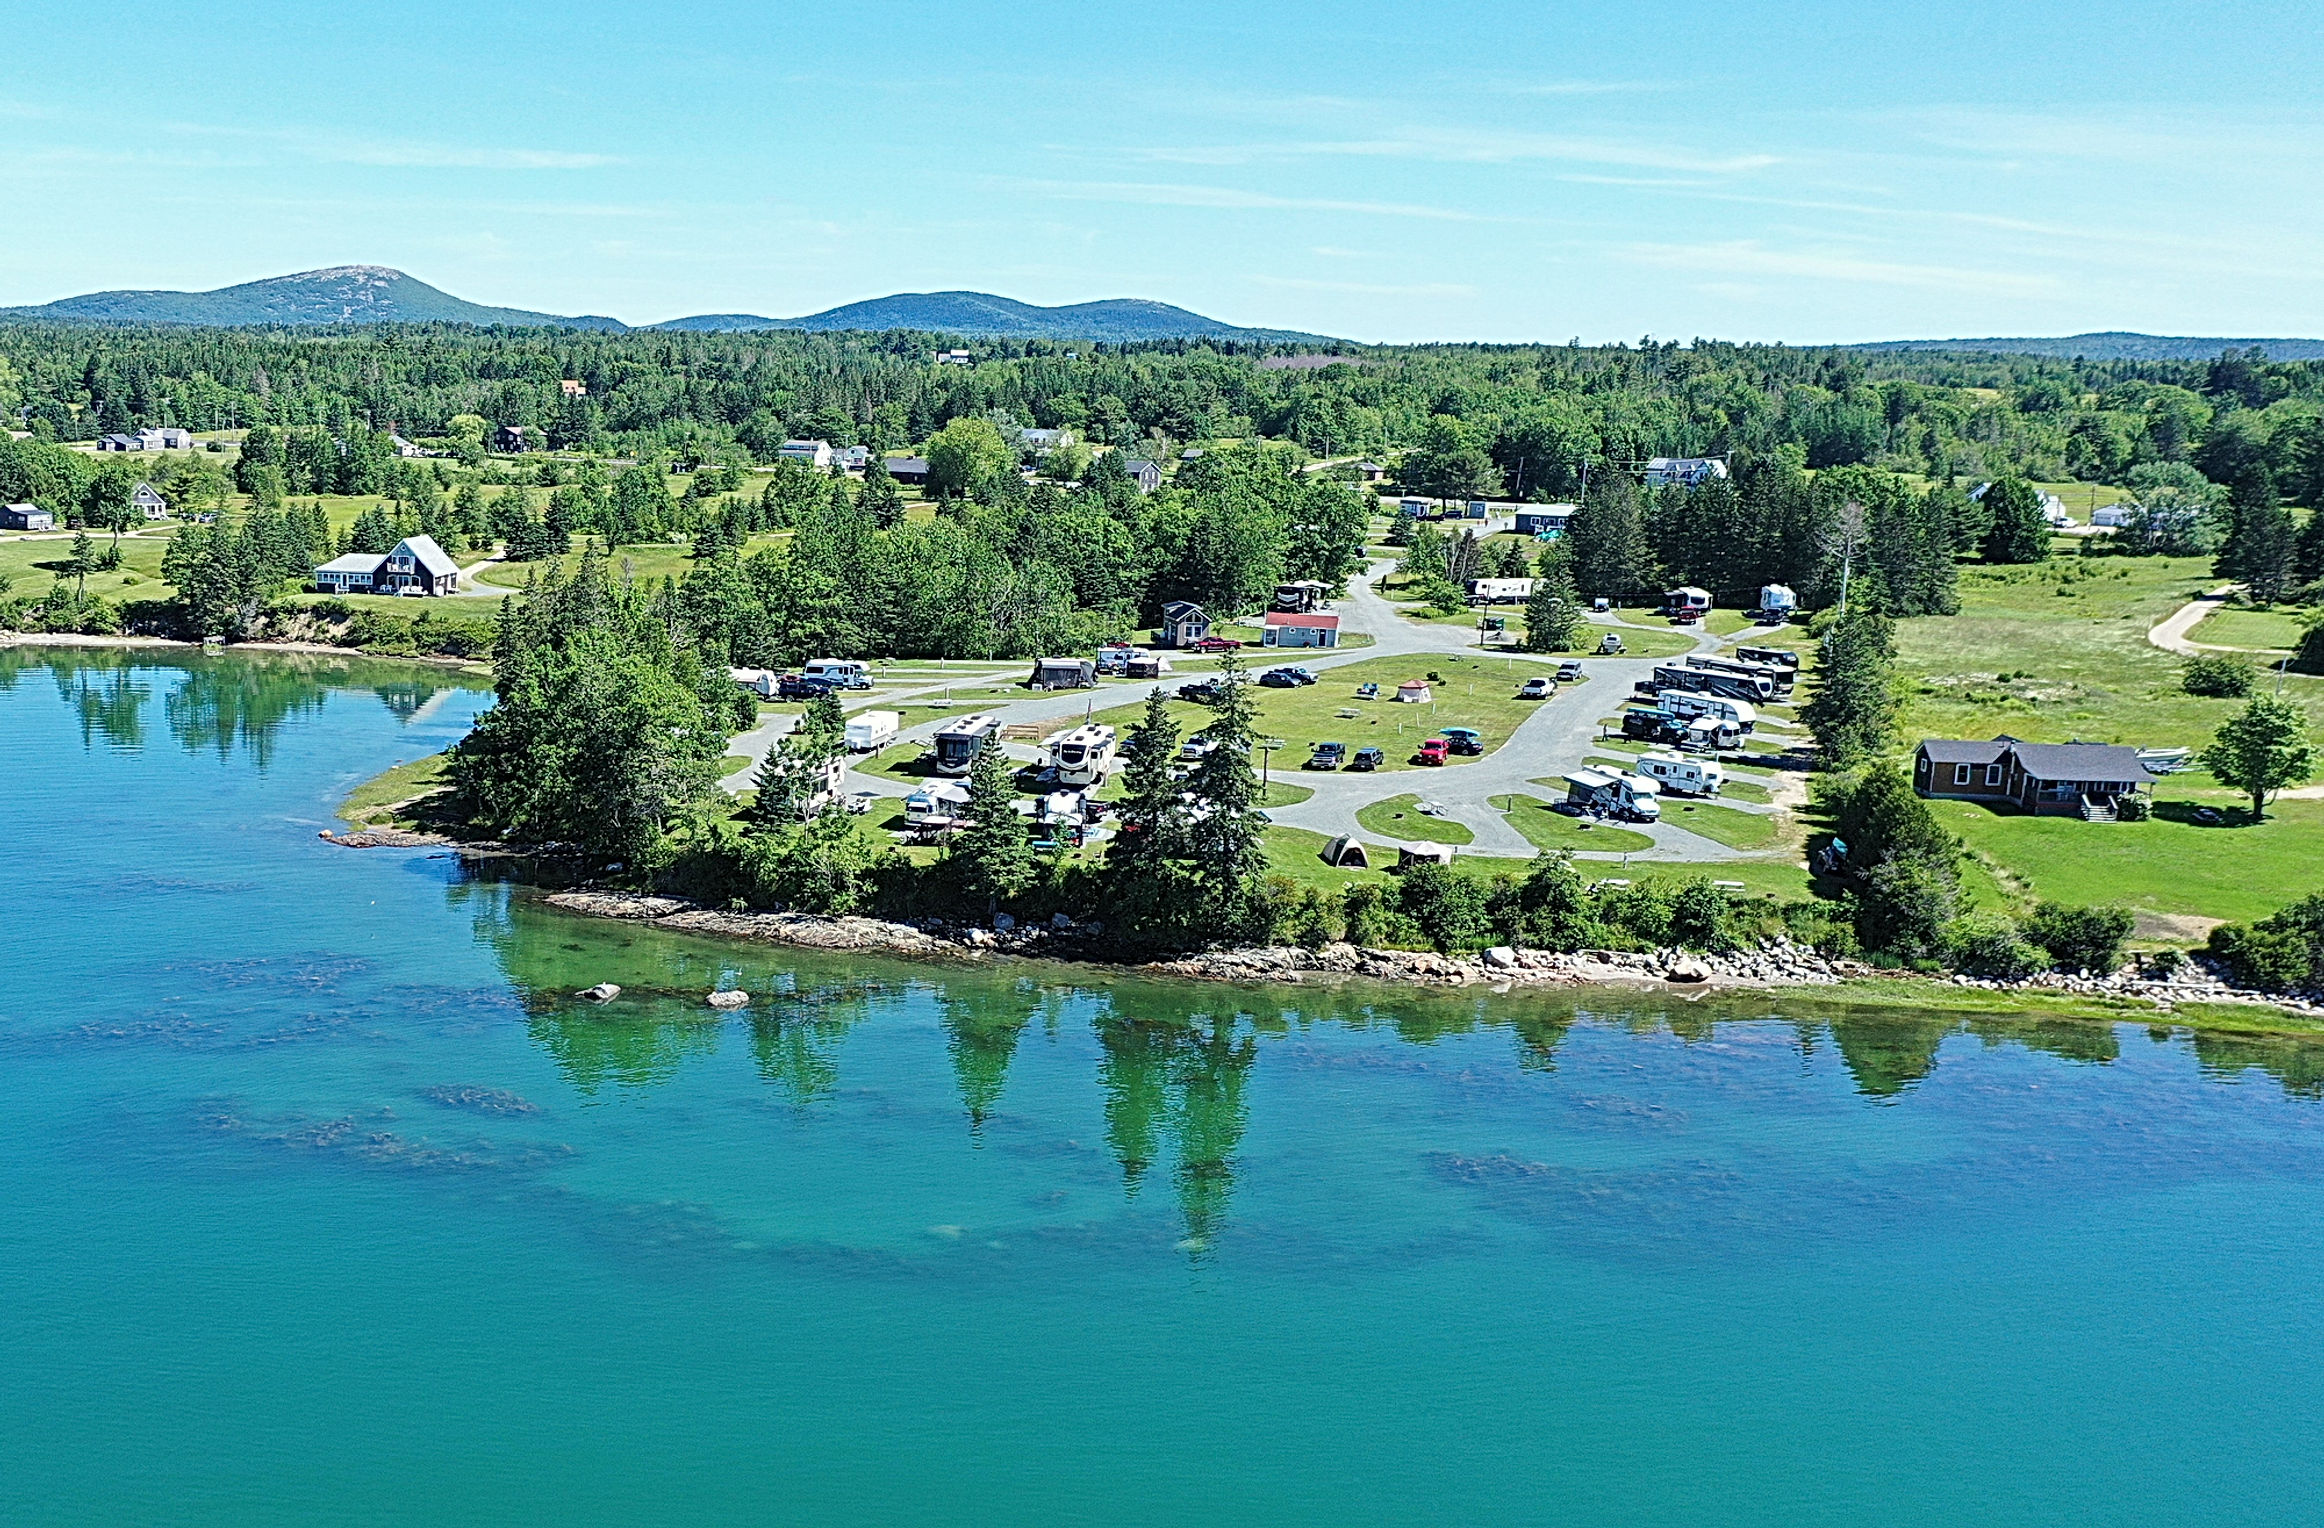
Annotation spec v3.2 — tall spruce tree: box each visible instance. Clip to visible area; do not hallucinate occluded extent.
[1979,477,2051,564]
[2216,464,2296,601]
[1520,544,1585,652]
[1802,598,1898,767]
[949,737,1035,913]
[1565,475,1654,600]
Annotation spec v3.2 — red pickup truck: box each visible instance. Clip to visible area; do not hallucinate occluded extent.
[1416,738,1449,766]
[1190,636,1244,653]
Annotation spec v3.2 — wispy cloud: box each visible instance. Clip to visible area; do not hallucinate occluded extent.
[1094,126,1774,176]
[160,119,624,171]
[1624,240,2061,297]
[1011,178,1521,224]
[1250,275,1478,297]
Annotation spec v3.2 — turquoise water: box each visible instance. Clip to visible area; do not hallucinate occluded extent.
[5,649,2323,1526]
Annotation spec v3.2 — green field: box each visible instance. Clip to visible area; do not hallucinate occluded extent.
[1166,654,1555,774]
[1356,794,1474,845]
[2190,607,2307,652]
[1491,794,1656,854]
[336,752,453,827]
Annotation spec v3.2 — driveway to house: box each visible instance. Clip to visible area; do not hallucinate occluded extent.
[2148,583,2241,656]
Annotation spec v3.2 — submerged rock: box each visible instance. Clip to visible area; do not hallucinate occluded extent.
[706,989,750,1010]
[577,982,622,1003]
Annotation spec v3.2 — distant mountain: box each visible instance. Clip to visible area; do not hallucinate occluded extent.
[1849,331,2324,361]
[653,290,1326,343]
[0,266,627,330]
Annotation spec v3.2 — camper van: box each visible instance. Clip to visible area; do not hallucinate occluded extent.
[1685,652,1792,697]
[803,658,872,690]
[1657,690,1757,732]
[843,710,900,752]
[1652,662,1773,703]
[1564,767,1662,822]
[1633,748,1725,797]
[1045,723,1119,786]
[933,713,1003,775]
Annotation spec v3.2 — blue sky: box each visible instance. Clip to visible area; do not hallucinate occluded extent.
[5,0,2321,342]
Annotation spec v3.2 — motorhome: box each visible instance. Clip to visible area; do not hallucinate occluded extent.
[1045,723,1119,786]
[1657,691,1758,732]
[843,710,900,752]
[1652,662,1773,703]
[1685,652,1792,697]
[932,713,1003,775]
[1564,767,1661,822]
[1632,749,1725,797]
[803,658,872,690]
[1734,644,1801,672]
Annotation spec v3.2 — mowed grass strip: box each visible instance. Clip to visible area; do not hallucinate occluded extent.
[1660,800,1780,850]
[1491,794,1655,854]
[1356,793,1475,845]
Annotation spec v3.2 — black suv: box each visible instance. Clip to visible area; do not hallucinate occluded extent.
[778,673,837,700]
[1304,741,1347,770]
[1348,746,1385,771]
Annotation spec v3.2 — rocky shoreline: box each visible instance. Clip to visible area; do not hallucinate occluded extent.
[536,889,2318,1020]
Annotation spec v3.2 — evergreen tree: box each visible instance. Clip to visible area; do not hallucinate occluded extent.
[747,693,845,826]
[2215,464,2295,601]
[1112,686,1186,867]
[1179,654,1269,942]
[1802,599,1898,767]
[948,737,1035,913]
[1564,475,1654,600]
[1519,544,1584,652]
[1979,477,2051,564]
[859,456,907,528]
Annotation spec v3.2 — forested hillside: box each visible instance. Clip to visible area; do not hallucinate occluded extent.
[3,324,2322,498]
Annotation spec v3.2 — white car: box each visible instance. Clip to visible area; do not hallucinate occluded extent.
[1519,676,1556,699]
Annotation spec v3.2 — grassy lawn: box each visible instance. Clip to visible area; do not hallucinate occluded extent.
[1259,781,1315,807]
[1717,777,1774,804]
[1933,796,2324,923]
[2191,607,2307,652]
[1357,794,1475,845]
[1262,826,1390,888]
[1661,800,1781,850]
[1166,653,1554,774]
[478,541,704,589]
[1491,794,1655,854]
[0,531,177,602]
[1615,859,1816,902]
[337,752,453,827]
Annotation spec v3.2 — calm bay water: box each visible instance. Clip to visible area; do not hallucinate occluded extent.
[4,647,2322,1526]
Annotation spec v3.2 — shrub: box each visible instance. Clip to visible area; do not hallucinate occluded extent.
[2115,793,2151,821]
[2023,902,2134,974]
[1946,914,2046,980]
[2183,654,2254,697]
[2207,923,2314,992]
[1666,879,1733,951]
[1340,883,1396,948]
[1394,862,1493,950]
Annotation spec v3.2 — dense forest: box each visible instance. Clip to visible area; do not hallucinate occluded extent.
[3,321,2323,498]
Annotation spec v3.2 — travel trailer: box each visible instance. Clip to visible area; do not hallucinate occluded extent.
[1657,691,1758,732]
[1564,767,1662,822]
[1044,724,1119,787]
[843,711,900,752]
[1632,749,1725,797]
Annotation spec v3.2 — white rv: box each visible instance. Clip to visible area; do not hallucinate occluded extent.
[1565,766,1662,822]
[843,710,900,752]
[1633,749,1725,797]
[803,658,872,689]
[729,666,781,698]
[932,713,1003,775]
[1657,691,1758,732]
[1045,723,1119,786]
